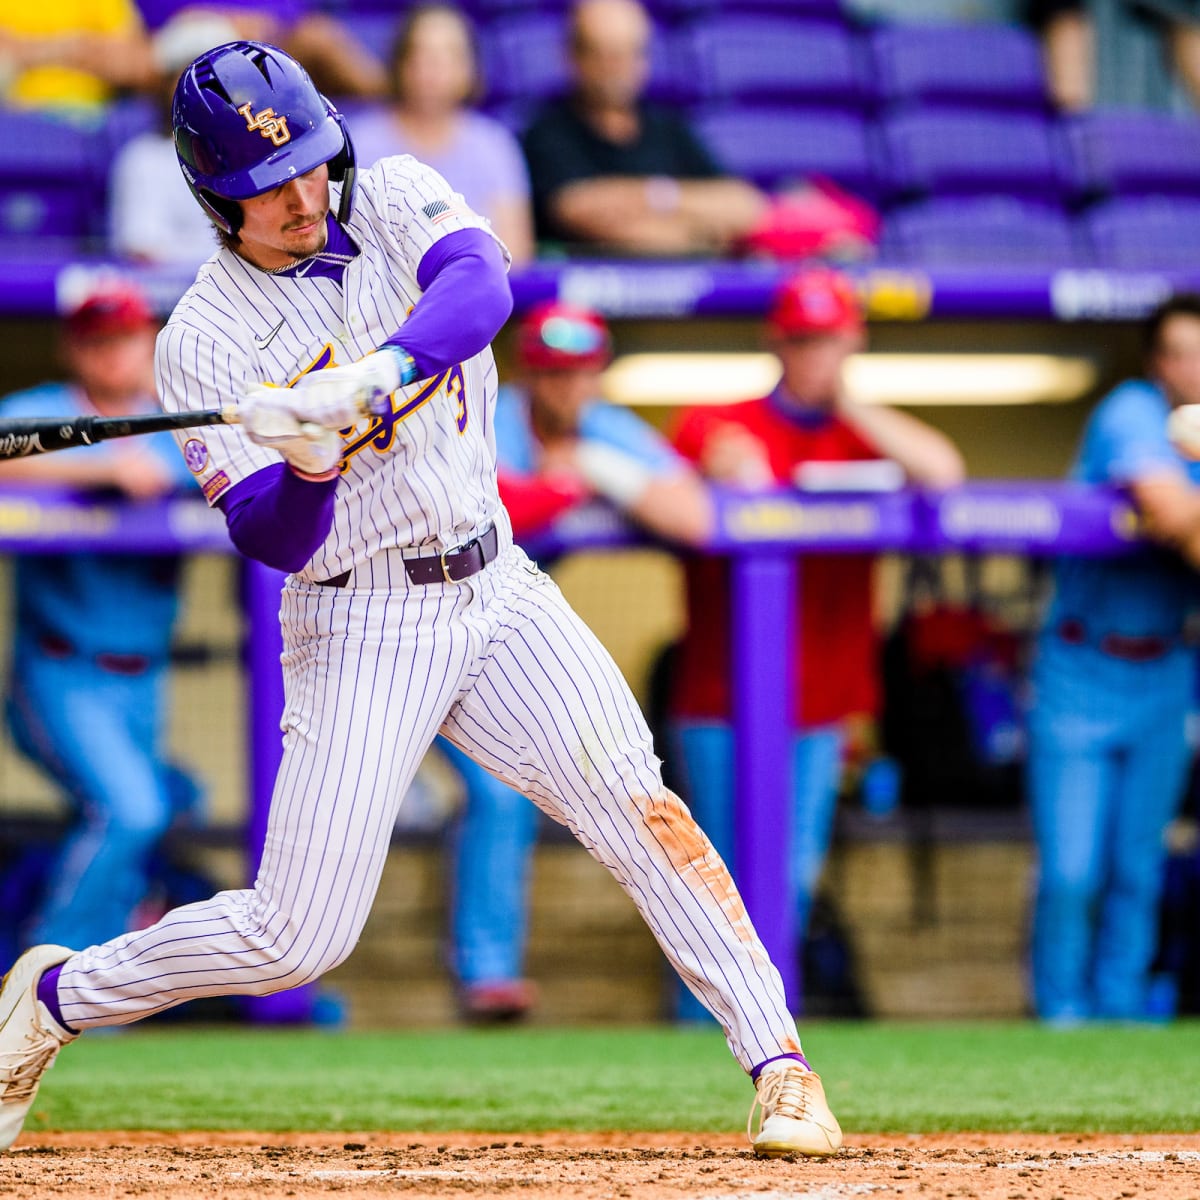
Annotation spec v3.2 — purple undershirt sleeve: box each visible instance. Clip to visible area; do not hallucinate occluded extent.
[381,227,513,378]
[216,463,339,573]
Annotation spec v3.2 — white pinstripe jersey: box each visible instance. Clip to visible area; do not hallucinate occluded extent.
[155,155,508,582]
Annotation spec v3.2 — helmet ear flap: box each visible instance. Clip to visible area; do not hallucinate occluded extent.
[326,108,356,226]
[199,189,243,236]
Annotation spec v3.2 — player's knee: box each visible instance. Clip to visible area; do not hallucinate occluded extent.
[255,918,358,988]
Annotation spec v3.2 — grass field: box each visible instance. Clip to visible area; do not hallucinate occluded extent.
[28,1019,1200,1136]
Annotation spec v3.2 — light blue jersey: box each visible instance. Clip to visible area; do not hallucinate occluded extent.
[1044,379,1200,643]
[1,383,194,660]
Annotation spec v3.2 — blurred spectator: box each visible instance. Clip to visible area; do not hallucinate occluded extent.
[0,282,200,952]
[446,300,713,1021]
[668,268,964,1021]
[351,4,534,266]
[1025,0,1200,110]
[0,1,155,115]
[520,0,769,256]
[137,1,387,99]
[1027,293,1200,1025]
[108,15,234,265]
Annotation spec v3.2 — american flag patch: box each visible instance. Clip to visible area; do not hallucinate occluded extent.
[421,200,465,224]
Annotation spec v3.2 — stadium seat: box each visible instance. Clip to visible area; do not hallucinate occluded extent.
[478,12,570,105]
[881,196,1081,267]
[683,16,868,108]
[879,108,1071,200]
[337,11,402,66]
[870,23,1048,111]
[695,106,878,196]
[479,11,681,106]
[1081,195,1200,268]
[1065,109,1200,198]
[647,0,848,19]
[0,109,104,245]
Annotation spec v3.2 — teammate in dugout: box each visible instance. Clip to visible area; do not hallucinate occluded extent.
[447,299,713,1021]
[669,269,965,1020]
[0,42,842,1158]
[0,283,200,956]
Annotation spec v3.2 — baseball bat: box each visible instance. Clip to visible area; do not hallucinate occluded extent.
[0,407,238,461]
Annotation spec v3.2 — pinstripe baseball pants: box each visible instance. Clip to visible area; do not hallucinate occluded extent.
[56,529,802,1072]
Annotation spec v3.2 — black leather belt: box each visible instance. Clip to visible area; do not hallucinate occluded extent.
[316,523,499,588]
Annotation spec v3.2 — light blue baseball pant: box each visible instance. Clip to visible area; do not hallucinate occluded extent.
[1027,641,1193,1022]
[440,736,539,987]
[6,641,177,951]
[670,719,844,1022]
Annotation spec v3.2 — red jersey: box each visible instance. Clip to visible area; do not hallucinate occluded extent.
[670,393,882,727]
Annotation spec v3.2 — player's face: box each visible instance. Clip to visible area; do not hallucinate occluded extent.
[773,331,861,410]
[236,164,331,270]
[527,368,599,436]
[65,329,157,410]
[395,9,476,112]
[572,0,651,109]
[1153,314,1200,409]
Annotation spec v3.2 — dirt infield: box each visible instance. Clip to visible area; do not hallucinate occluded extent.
[2,1132,1198,1199]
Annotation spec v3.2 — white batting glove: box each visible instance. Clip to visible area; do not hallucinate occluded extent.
[288,347,417,429]
[1168,403,1200,460]
[240,384,342,478]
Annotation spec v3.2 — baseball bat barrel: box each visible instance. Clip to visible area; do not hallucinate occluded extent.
[0,406,239,460]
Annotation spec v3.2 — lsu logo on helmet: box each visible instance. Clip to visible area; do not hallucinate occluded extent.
[237,101,291,146]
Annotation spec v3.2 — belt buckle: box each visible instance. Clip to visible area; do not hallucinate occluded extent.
[439,547,455,584]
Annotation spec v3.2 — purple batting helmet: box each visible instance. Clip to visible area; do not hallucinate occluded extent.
[172,41,356,235]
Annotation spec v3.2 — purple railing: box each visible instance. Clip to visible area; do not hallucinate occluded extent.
[0,482,1144,1010]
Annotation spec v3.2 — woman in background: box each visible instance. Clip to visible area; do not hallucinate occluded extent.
[351,3,534,265]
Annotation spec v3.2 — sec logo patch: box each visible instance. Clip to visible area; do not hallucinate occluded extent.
[183,438,209,474]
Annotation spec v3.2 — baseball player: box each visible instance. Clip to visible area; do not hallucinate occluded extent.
[0,42,840,1158]
[0,283,199,956]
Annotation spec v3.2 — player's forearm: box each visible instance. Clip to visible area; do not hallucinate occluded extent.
[838,401,966,488]
[383,229,512,378]
[218,464,339,573]
[625,473,716,546]
[0,453,123,490]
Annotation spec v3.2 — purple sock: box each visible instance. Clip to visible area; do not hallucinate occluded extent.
[750,1052,811,1081]
[36,965,77,1034]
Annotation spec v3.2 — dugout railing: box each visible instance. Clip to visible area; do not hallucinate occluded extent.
[0,481,1146,1013]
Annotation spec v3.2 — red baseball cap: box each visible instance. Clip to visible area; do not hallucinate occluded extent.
[64,283,156,340]
[766,268,862,339]
[515,302,612,371]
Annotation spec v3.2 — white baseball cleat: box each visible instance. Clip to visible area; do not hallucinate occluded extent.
[0,945,77,1151]
[748,1063,843,1158]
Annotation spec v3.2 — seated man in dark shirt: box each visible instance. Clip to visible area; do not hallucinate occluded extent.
[521,0,768,255]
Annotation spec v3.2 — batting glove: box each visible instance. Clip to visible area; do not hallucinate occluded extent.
[1168,403,1200,460]
[240,384,343,479]
[288,346,418,429]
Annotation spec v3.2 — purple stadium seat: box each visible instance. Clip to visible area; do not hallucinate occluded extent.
[1081,195,1200,268]
[871,23,1048,111]
[479,11,680,105]
[695,106,877,196]
[684,17,868,107]
[650,0,847,14]
[479,12,570,105]
[881,196,1080,266]
[337,12,401,66]
[1066,109,1200,197]
[0,109,103,243]
[879,108,1069,199]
